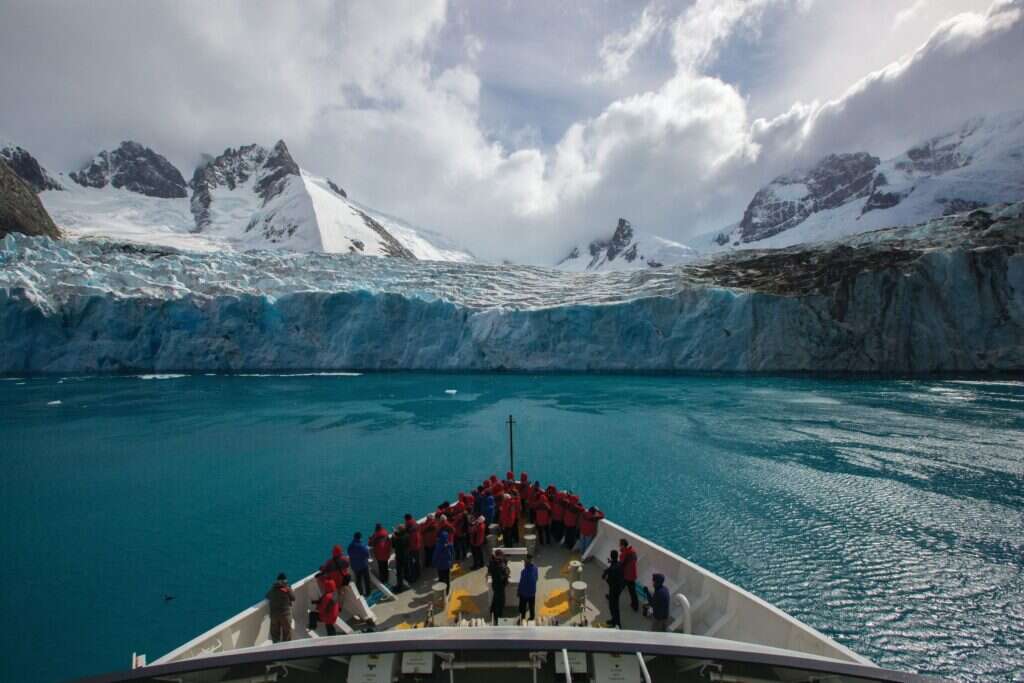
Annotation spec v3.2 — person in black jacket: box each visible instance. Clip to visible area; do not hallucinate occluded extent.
[602,549,625,628]
[488,549,510,624]
[393,525,410,592]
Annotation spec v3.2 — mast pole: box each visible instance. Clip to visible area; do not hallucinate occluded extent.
[507,414,515,474]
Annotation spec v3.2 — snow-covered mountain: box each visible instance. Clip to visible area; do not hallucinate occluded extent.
[5,138,473,261]
[702,109,1024,251]
[556,218,696,271]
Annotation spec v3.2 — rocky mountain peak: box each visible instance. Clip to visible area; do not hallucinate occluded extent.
[0,143,62,193]
[70,141,187,198]
[254,139,300,203]
[588,218,635,262]
[189,141,303,232]
[739,152,880,243]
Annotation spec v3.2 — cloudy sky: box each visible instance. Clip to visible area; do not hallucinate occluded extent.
[2,0,1023,262]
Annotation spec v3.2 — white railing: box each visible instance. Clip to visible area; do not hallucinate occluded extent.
[152,570,377,665]
[582,519,870,665]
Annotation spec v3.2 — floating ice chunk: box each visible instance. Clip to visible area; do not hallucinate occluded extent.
[136,374,187,380]
[445,389,458,395]
[47,400,62,406]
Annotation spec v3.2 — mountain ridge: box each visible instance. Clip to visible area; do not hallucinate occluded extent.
[4,137,471,261]
[703,109,1024,251]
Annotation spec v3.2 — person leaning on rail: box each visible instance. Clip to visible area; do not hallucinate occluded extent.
[265,573,295,643]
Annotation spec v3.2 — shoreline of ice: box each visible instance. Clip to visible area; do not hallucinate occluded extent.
[2,207,1022,374]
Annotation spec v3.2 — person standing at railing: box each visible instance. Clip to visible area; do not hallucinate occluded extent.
[404,514,422,582]
[644,573,671,632]
[393,524,410,593]
[619,539,639,612]
[370,523,392,586]
[603,549,625,628]
[579,506,604,555]
[307,579,341,636]
[265,573,295,643]
[421,514,438,569]
[348,532,372,597]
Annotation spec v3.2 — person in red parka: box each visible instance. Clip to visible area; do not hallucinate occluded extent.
[319,545,350,592]
[526,482,540,523]
[562,495,582,550]
[404,514,422,582]
[499,494,519,546]
[370,523,392,585]
[550,489,565,544]
[469,515,487,569]
[532,490,551,545]
[579,506,604,556]
[618,539,640,611]
[421,514,438,569]
[307,579,341,636]
[565,497,581,548]
[518,472,530,510]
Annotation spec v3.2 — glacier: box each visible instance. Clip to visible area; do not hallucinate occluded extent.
[1,205,1022,374]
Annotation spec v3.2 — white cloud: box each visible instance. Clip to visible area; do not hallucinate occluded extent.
[587,5,665,83]
[1,0,1022,263]
[894,0,930,28]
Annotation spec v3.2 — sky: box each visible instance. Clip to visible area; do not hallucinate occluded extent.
[2,0,1023,262]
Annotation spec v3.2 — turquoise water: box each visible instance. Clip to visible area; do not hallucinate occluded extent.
[1,373,1022,682]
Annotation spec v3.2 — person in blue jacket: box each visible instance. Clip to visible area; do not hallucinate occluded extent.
[517,554,539,622]
[645,573,671,631]
[483,493,496,525]
[347,532,371,597]
[433,530,454,593]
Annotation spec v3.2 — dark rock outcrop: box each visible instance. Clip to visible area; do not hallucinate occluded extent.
[739,153,880,242]
[895,123,974,175]
[327,179,347,198]
[0,159,60,239]
[940,198,985,216]
[70,141,187,198]
[352,207,416,259]
[0,144,62,193]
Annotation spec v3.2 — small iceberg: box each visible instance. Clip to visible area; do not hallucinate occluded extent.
[136,374,187,380]
[47,400,62,406]
[445,389,458,395]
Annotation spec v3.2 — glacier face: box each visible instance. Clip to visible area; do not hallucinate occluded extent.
[1,206,1022,374]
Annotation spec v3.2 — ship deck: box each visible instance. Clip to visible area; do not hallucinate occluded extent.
[368,540,649,632]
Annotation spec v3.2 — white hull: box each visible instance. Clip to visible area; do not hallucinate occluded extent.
[149,517,870,669]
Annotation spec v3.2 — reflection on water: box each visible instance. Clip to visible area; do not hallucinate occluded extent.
[1,373,1022,682]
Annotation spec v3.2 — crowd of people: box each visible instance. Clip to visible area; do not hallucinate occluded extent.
[265,472,671,641]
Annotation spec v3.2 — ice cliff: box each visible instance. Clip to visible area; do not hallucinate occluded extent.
[1,205,1021,374]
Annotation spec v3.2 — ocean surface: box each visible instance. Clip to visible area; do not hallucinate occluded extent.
[1,373,1022,682]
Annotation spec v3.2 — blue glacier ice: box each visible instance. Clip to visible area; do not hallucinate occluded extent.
[1,205,1022,373]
